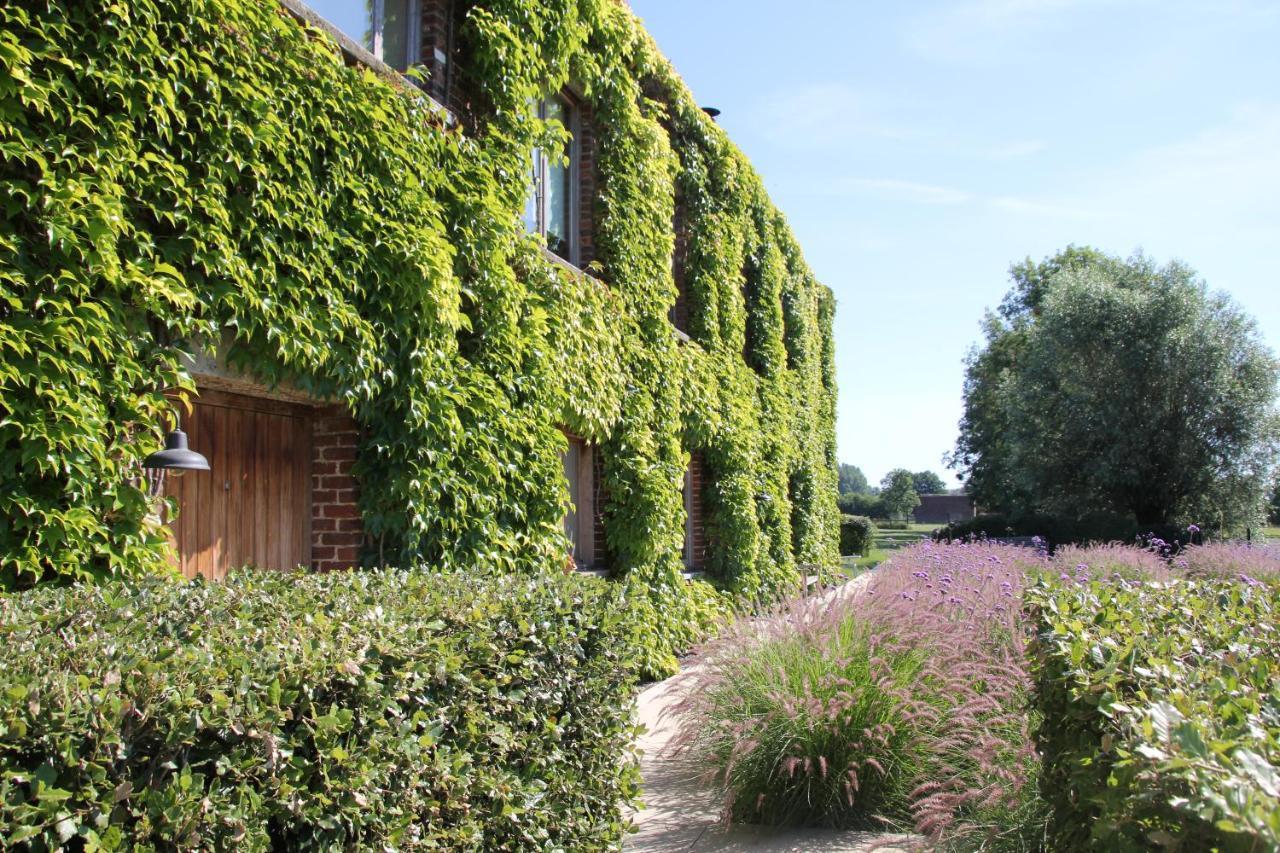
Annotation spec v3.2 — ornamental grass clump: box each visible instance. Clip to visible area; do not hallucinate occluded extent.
[670,542,1045,844]
[1176,541,1280,581]
[1050,542,1173,582]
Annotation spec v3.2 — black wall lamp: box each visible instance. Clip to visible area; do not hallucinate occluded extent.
[144,428,209,497]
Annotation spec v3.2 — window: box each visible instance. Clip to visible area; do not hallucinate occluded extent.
[561,434,595,568]
[307,0,420,70]
[523,95,577,261]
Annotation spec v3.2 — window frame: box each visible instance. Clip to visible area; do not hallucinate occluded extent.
[560,432,595,569]
[527,92,581,265]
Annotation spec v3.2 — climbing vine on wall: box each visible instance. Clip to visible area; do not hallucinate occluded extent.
[0,0,839,675]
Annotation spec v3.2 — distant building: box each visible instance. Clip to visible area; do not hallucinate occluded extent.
[913,494,976,525]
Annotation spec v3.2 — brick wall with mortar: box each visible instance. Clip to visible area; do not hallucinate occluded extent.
[669,197,690,333]
[311,405,363,571]
[575,100,598,269]
[419,0,453,108]
[685,452,707,569]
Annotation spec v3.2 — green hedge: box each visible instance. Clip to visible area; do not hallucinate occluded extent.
[0,570,640,850]
[1027,578,1280,851]
[936,511,1187,549]
[837,515,873,556]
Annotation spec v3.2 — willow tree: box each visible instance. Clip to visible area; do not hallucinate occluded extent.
[951,247,1280,531]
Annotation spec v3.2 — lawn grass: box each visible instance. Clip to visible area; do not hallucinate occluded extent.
[840,524,942,577]
[1263,526,1280,542]
[842,548,890,575]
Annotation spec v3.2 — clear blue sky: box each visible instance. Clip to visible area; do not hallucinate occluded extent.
[631,0,1280,489]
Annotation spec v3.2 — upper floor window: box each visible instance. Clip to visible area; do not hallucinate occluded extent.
[523,95,577,261]
[307,0,420,70]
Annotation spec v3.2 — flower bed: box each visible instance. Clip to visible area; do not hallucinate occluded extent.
[670,539,1280,850]
[670,542,1046,843]
[0,570,640,849]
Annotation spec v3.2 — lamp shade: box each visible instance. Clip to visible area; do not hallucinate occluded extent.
[143,430,210,471]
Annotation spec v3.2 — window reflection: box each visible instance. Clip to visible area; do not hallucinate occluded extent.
[523,96,575,261]
[303,0,414,70]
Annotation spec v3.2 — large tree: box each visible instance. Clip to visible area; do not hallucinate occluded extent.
[880,468,921,521]
[838,463,870,495]
[950,247,1280,530]
[912,470,947,496]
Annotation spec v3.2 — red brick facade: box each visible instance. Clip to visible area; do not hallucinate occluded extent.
[575,99,598,269]
[684,452,707,569]
[419,0,453,108]
[670,198,690,333]
[311,405,363,571]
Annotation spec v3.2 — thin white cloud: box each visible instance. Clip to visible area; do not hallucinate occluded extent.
[831,177,1091,219]
[904,0,1278,63]
[1054,102,1280,239]
[903,0,1125,61]
[755,83,916,149]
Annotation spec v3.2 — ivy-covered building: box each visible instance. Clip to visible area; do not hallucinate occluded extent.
[0,0,839,673]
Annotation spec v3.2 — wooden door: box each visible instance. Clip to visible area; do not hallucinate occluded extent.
[164,389,313,579]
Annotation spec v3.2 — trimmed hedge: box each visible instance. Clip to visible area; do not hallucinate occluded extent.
[1027,578,1280,851]
[936,511,1187,549]
[0,570,640,850]
[837,515,873,556]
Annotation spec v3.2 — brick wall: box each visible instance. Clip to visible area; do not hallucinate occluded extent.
[419,0,452,107]
[311,405,363,571]
[576,100,597,269]
[670,197,690,332]
[685,452,707,569]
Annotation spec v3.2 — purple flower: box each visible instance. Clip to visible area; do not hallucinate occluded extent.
[1187,524,1201,534]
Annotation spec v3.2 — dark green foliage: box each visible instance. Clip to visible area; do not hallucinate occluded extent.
[934,512,1187,549]
[838,515,874,556]
[838,491,885,519]
[1268,480,1280,525]
[838,463,869,495]
[911,471,947,496]
[951,247,1280,532]
[879,469,920,522]
[1026,579,1280,851]
[0,0,839,672]
[0,569,640,850]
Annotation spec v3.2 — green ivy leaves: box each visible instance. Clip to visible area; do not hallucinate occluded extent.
[0,0,839,675]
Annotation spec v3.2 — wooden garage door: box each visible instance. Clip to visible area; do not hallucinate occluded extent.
[165,389,313,579]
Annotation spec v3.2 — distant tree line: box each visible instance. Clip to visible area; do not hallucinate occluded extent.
[836,464,950,521]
